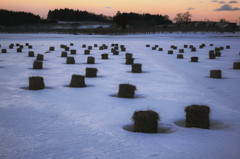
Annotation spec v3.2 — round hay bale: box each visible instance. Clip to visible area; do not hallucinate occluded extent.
[61,51,68,57]
[70,49,77,55]
[33,60,43,69]
[28,51,34,57]
[152,47,156,50]
[86,68,98,77]
[215,51,221,57]
[118,83,136,98]
[210,44,214,46]
[155,45,159,48]
[184,44,188,48]
[84,50,90,55]
[177,54,184,59]
[49,46,55,51]
[16,43,20,46]
[28,45,33,49]
[226,45,230,49]
[168,50,173,54]
[94,44,98,47]
[1,49,7,53]
[189,45,194,49]
[29,76,45,90]
[158,48,163,51]
[25,43,29,46]
[17,48,22,53]
[233,62,240,69]
[69,74,86,87]
[82,44,86,48]
[209,53,215,59]
[70,43,74,46]
[210,70,222,78]
[131,63,142,73]
[19,45,24,49]
[87,56,95,64]
[121,48,126,52]
[179,49,184,53]
[185,105,210,129]
[125,53,133,59]
[101,53,108,59]
[126,58,134,65]
[191,57,198,62]
[66,57,75,64]
[146,44,150,47]
[36,54,44,61]
[132,110,159,133]
[215,47,220,52]
[60,44,66,49]
[99,46,103,50]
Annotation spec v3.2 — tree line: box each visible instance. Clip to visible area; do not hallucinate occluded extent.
[0,9,41,25]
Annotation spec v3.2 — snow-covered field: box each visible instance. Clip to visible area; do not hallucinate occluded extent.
[0,33,240,159]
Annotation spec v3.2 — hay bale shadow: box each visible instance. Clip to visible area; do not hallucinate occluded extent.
[174,119,230,130]
[20,86,53,90]
[123,124,175,134]
[109,94,144,99]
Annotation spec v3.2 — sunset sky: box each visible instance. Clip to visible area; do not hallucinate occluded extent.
[0,0,239,22]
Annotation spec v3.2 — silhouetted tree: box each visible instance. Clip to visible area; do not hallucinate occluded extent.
[174,11,192,23]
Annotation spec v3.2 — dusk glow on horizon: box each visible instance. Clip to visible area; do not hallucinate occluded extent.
[0,0,239,22]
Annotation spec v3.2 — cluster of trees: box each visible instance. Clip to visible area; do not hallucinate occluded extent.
[0,9,41,25]
[113,11,172,29]
[47,8,110,22]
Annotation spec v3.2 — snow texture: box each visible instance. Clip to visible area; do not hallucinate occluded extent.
[0,32,240,159]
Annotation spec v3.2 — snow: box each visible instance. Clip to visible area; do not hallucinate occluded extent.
[0,32,240,159]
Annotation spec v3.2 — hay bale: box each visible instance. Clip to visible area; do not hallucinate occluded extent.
[125,53,133,59]
[70,43,74,46]
[61,51,68,57]
[158,48,163,51]
[49,46,55,51]
[99,46,103,50]
[184,44,188,48]
[17,48,22,53]
[210,70,222,78]
[226,45,230,49]
[179,49,184,53]
[177,54,184,59]
[28,51,34,57]
[33,60,43,69]
[70,49,77,55]
[168,50,173,54]
[28,45,33,49]
[146,44,150,47]
[101,53,108,59]
[87,56,95,64]
[191,47,196,52]
[94,44,98,47]
[113,50,119,55]
[131,63,142,73]
[25,43,29,46]
[29,76,45,90]
[152,47,156,50]
[69,74,86,87]
[9,44,14,49]
[132,110,159,133]
[233,62,240,69]
[82,44,86,48]
[155,45,159,48]
[189,45,193,49]
[210,44,214,46]
[215,47,220,52]
[209,50,214,54]
[121,48,126,52]
[65,47,70,51]
[1,49,7,53]
[219,47,224,50]
[66,57,75,64]
[84,50,90,55]
[215,51,221,57]
[19,45,24,49]
[191,57,198,62]
[88,46,92,50]
[185,105,210,129]
[86,68,98,77]
[60,44,66,49]
[118,83,136,98]
[209,52,215,59]
[126,58,134,65]
[36,54,44,61]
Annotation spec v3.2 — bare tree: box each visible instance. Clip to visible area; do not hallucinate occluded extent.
[174,11,192,23]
